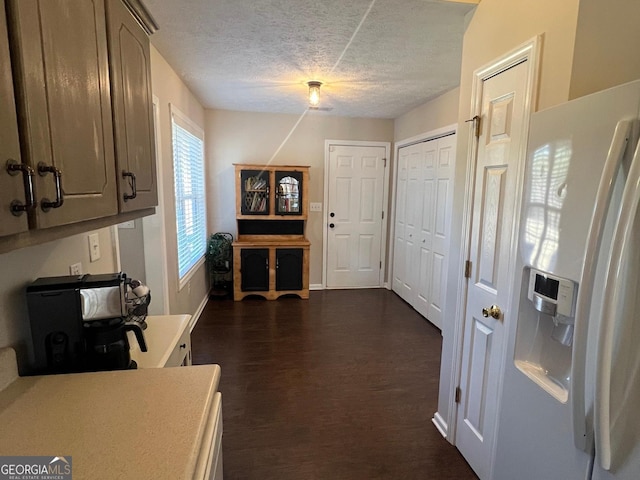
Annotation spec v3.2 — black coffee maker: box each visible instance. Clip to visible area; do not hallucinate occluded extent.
[26,273,147,375]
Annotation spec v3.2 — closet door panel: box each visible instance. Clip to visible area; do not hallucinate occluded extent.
[428,135,456,328]
[392,149,408,294]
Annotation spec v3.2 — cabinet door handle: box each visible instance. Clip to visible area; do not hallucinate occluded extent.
[122,170,137,200]
[6,160,36,215]
[179,343,187,349]
[38,163,64,211]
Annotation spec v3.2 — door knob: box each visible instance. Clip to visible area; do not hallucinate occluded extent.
[482,305,502,319]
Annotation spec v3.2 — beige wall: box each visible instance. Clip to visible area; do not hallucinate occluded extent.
[437,0,581,438]
[394,87,460,142]
[460,0,580,113]
[117,219,147,283]
[569,0,640,99]
[205,109,394,286]
[149,46,209,316]
[0,227,118,372]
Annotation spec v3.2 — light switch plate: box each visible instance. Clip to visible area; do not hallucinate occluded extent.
[310,202,322,212]
[88,233,101,262]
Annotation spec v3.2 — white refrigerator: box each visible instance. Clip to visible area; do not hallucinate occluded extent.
[492,79,640,480]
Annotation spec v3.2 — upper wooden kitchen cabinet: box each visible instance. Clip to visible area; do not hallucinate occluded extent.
[106,0,158,212]
[0,0,158,249]
[6,0,119,229]
[0,0,28,237]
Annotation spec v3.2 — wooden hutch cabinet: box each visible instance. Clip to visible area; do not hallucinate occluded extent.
[232,164,310,300]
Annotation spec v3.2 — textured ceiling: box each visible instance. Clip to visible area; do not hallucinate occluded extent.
[144,0,476,119]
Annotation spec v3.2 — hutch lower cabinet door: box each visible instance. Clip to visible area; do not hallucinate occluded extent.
[240,248,269,292]
[275,248,303,291]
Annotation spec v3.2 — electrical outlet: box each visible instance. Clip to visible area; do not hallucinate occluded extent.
[88,233,101,262]
[310,202,322,212]
[69,262,83,276]
[118,220,135,229]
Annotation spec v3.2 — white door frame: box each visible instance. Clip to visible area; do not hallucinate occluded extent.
[448,36,541,449]
[322,140,391,289]
[389,124,458,293]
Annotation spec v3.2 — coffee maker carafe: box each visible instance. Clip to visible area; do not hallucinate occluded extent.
[85,317,147,370]
[26,273,147,375]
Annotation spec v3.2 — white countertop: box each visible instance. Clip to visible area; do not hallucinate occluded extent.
[0,349,221,479]
[130,314,191,368]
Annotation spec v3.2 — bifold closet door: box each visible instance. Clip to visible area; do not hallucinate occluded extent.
[393,134,456,329]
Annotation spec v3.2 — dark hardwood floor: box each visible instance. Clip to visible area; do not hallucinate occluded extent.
[192,289,478,480]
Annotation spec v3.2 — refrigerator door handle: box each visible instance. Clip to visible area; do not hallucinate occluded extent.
[571,119,633,452]
[595,137,640,471]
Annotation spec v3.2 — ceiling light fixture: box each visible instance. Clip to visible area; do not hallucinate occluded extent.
[307,81,322,107]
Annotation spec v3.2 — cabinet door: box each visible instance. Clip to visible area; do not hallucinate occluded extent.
[165,327,192,367]
[7,0,118,229]
[106,0,157,212]
[0,0,28,237]
[240,170,270,215]
[276,248,303,291]
[275,171,302,215]
[240,248,269,291]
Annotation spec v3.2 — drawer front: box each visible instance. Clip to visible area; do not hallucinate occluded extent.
[164,328,191,367]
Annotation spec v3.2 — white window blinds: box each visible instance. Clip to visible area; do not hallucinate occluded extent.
[171,106,206,284]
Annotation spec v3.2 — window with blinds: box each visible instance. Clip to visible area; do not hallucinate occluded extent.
[171,106,206,285]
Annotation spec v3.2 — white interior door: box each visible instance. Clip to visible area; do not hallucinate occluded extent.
[455,59,530,479]
[326,144,386,288]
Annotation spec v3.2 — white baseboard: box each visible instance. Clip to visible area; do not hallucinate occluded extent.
[432,412,448,439]
[189,293,209,332]
[309,284,391,290]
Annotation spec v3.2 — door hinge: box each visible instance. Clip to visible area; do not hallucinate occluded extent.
[380,261,382,269]
[465,115,481,138]
[464,260,472,278]
[455,386,462,404]
[381,211,384,220]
